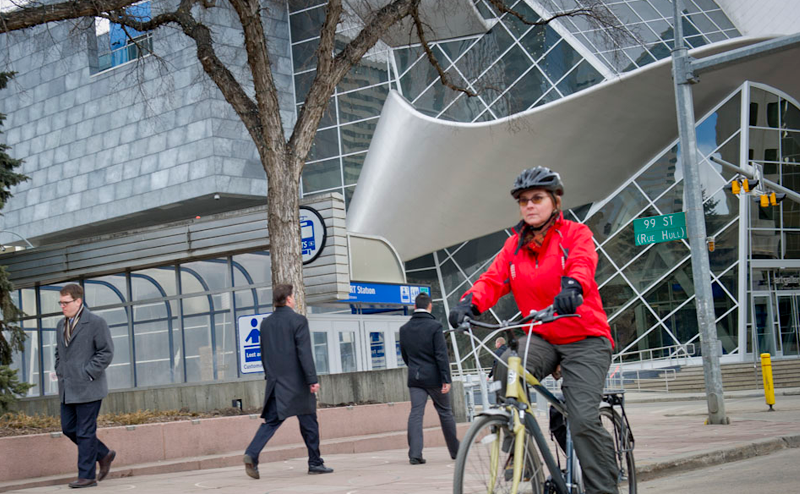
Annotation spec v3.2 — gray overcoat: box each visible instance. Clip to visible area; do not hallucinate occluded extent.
[260,306,318,420]
[55,307,114,404]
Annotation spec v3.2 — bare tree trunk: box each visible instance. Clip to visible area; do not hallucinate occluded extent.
[266,151,305,313]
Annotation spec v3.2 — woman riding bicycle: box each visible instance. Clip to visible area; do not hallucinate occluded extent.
[448,166,618,494]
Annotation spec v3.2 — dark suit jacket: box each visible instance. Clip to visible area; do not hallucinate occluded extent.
[55,307,114,404]
[260,306,318,420]
[399,310,451,388]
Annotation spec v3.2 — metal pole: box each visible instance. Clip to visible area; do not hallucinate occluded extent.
[671,0,727,424]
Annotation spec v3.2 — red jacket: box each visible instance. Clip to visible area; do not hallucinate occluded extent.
[463,213,613,347]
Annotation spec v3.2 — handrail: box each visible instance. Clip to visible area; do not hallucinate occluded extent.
[612,343,696,367]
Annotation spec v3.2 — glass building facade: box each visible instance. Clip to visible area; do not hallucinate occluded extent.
[9,1,798,396]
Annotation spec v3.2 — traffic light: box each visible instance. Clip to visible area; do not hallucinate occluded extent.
[731,179,741,195]
[760,195,769,207]
[770,192,786,206]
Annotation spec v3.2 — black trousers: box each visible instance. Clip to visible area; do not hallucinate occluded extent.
[245,394,323,467]
[407,386,460,460]
[61,400,110,480]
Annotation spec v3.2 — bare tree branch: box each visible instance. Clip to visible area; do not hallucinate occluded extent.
[0,0,139,32]
[411,5,476,98]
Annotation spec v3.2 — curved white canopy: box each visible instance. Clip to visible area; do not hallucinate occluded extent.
[347,37,800,261]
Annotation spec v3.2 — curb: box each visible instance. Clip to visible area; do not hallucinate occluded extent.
[637,433,800,482]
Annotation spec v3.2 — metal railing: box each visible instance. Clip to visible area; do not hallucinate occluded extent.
[612,343,696,368]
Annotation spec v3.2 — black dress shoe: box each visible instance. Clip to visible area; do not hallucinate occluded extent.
[68,478,97,488]
[409,457,427,465]
[243,454,260,479]
[98,450,116,481]
[308,464,334,474]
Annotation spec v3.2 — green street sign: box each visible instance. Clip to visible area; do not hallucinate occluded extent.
[633,212,687,246]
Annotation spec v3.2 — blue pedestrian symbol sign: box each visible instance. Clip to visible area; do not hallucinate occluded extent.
[237,313,271,374]
[300,206,327,265]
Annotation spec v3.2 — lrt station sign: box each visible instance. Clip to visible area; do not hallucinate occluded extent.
[633,212,687,246]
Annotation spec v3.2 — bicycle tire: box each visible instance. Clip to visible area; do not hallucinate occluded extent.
[453,414,546,494]
[599,406,636,494]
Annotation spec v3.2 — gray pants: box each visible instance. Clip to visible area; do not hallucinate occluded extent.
[496,335,617,494]
[407,386,460,460]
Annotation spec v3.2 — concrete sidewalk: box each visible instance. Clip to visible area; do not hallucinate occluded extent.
[3,388,800,493]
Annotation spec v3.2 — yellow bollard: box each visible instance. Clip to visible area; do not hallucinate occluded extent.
[760,353,775,411]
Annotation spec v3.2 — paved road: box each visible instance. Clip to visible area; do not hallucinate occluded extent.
[638,447,800,493]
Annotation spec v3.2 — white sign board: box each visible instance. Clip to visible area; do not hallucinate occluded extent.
[300,206,327,264]
[237,313,271,374]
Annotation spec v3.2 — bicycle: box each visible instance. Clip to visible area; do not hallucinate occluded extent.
[450,306,636,494]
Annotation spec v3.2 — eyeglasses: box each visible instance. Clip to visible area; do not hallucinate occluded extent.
[517,195,549,206]
[58,299,77,307]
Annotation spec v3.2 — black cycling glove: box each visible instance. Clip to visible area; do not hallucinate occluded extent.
[553,276,583,315]
[448,294,480,328]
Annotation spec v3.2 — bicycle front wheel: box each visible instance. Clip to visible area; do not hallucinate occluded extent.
[600,406,636,494]
[454,414,545,494]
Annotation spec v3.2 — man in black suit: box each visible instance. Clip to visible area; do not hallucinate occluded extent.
[399,292,460,465]
[243,284,333,479]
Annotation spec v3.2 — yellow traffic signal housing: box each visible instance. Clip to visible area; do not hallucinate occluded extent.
[760,195,770,207]
[770,192,777,206]
[742,179,750,193]
[731,180,741,195]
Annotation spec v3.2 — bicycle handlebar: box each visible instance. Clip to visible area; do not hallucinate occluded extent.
[453,305,580,332]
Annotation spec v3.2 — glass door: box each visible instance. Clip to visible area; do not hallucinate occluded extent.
[753,294,778,356]
[777,294,800,356]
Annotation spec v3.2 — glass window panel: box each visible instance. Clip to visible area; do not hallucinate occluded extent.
[750,228,780,259]
[414,68,468,116]
[644,260,694,318]
[494,66,548,115]
[451,230,509,278]
[11,323,41,396]
[340,118,377,155]
[609,2,641,24]
[456,27,514,83]
[93,306,132,389]
[342,152,365,186]
[290,4,325,42]
[181,295,213,382]
[688,13,716,33]
[621,46,655,70]
[786,232,800,259]
[637,144,680,200]
[599,274,635,318]
[440,91,487,122]
[289,0,325,12]
[212,294,235,381]
[303,157,342,193]
[650,0,674,18]
[344,185,355,210]
[696,92,741,158]
[708,133,740,181]
[655,181,684,214]
[395,330,405,367]
[339,331,357,373]
[532,87,560,109]
[292,39,319,73]
[705,10,735,30]
[705,31,726,43]
[312,332,329,374]
[438,37,480,62]
[405,253,434,271]
[13,288,37,316]
[439,256,467,298]
[133,299,181,386]
[539,41,582,86]
[337,57,389,93]
[295,70,316,104]
[662,299,699,346]
[595,248,617,286]
[337,84,389,124]
[520,26,561,60]
[369,331,386,369]
[40,281,81,315]
[600,205,660,269]
[782,131,800,164]
[608,301,657,355]
[623,240,690,291]
[180,259,230,294]
[232,252,271,287]
[555,60,603,97]
[780,98,800,132]
[394,45,425,77]
[586,184,651,244]
[401,45,448,101]
[709,221,738,275]
[132,267,176,301]
[84,274,128,308]
[704,187,739,236]
[715,303,738,354]
[307,126,339,162]
[298,97,336,129]
[750,87,779,128]
[235,287,272,317]
[501,1,539,38]
[628,0,661,21]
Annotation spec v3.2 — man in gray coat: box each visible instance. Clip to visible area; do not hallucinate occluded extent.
[243,284,333,479]
[399,292,460,464]
[55,284,116,488]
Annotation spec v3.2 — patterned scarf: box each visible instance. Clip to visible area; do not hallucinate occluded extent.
[523,211,559,249]
[64,305,84,347]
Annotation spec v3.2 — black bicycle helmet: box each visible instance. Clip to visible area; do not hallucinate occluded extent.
[510,166,564,198]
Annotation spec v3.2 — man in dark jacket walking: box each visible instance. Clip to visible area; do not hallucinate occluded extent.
[399,292,460,464]
[55,284,116,488]
[243,284,333,479]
